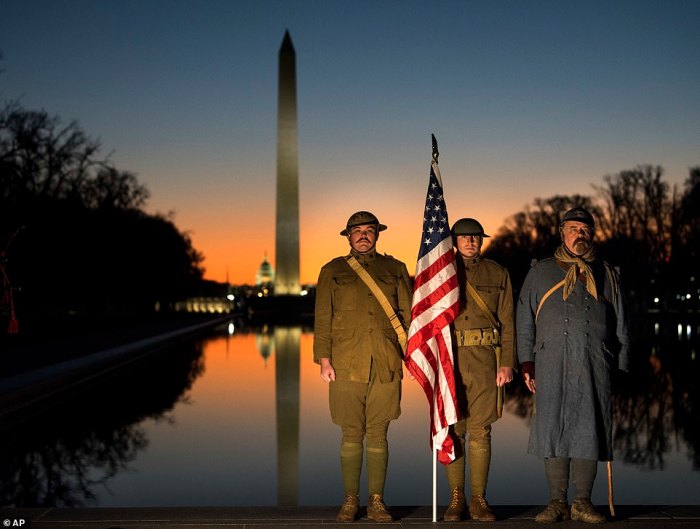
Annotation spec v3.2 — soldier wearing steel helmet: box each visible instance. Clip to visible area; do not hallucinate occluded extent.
[442,217,515,523]
[314,211,412,523]
[516,207,629,524]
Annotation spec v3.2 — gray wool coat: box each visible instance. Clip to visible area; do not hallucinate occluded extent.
[516,257,629,461]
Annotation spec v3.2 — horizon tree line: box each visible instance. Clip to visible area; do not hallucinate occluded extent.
[484,164,700,313]
[1,97,698,335]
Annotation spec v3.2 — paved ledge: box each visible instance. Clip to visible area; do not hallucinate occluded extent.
[0,315,230,420]
[0,506,699,529]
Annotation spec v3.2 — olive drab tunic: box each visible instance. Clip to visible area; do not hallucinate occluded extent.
[516,257,629,461]
[313,250,412,384]
[453,256,515,428]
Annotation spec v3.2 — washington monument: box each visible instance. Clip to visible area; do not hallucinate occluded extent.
[275,31,300,295]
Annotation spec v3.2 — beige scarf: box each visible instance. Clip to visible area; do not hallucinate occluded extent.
[553,244,598,300]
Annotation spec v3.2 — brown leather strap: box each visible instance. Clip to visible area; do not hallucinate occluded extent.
[465,280,504,417]
[345,255,407,353]
[465,280,499,332]
[535,279,566,323]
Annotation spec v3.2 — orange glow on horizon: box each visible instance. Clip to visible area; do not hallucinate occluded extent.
[195,207,509,285]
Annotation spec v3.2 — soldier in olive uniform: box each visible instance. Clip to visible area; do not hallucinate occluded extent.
[443,218,515,522]
[314,211,412,523]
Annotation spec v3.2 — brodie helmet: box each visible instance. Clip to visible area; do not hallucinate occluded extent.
[451,218,490,238]
[340,211,387,236]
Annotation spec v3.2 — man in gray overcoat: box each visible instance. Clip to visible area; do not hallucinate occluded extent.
[516,207,629,524]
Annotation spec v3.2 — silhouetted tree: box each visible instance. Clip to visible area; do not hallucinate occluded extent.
[83,166,149,210]
[595,165,670,256]
[484,194,598,290]
[0,104,99,204]
[486,165,699,311]
[666,166,700,310]
[0,102,204,333]
[590,165,671,309]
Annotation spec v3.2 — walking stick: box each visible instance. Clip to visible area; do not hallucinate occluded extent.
[607,461,615,517]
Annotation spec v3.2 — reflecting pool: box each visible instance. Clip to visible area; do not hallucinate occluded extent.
[1,317,698,507]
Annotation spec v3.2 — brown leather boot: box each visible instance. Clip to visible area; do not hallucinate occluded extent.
[367,493,393,522]
[571,500,606,524]
[535,500,570,524]
[443,487,466,522]
[336,494,360,522]
[469,495,496,522]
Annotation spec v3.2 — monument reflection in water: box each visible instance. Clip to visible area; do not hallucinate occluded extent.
[0,318,698,508]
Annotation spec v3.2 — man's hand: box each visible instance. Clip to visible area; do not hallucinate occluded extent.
[320,358,336,383]
[521,361,536,394]
[496,366,513,387]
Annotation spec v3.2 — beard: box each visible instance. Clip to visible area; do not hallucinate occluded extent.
[572,238,591,254]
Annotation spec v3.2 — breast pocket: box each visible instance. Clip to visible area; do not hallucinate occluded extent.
[333,274,358,310]
[377,274,399,307]
[475,284,503,312]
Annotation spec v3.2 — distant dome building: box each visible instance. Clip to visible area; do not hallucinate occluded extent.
[256,324,273,367]
[256,253,275,285]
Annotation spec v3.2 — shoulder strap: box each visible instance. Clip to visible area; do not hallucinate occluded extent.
[535,279,566,322]
[465,280,499,330]
[345,255,407,353]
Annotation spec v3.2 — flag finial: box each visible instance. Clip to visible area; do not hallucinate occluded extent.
[431,133,439,164]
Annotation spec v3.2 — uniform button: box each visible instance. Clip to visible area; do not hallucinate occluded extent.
[368,293,373,298]
[565,318,569,323]
[369,329,373,334]
[368,311,374,316]
[585,320,590,324]
[564,331,568,336]
[585,306,590,311]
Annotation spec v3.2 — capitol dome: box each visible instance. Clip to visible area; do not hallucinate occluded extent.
[256,254,275,285]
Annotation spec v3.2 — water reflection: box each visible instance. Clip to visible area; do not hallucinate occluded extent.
[274,326,301,506]
[0,317,698,507]
[613,316,700,472]
[506,315,700,474]
[0,339,205,506]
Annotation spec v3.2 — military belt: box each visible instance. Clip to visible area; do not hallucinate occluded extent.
[453,327,500,347]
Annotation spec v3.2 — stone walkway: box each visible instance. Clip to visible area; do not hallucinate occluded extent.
[1,505,699,529]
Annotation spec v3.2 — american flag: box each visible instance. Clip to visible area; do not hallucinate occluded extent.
[405,159,461,464]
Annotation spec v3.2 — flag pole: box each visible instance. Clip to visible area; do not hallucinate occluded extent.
[431,134,439,523]
[408,133,459,523]
[433,446,438,522]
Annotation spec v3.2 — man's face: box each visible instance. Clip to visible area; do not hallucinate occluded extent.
[561,221,593,256]
[347,224,377,254]
[456,235,483,259]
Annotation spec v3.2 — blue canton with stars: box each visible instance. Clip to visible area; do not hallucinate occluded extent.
[418,165,451,260]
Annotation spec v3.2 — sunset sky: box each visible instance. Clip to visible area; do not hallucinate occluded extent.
[2,1,698,285]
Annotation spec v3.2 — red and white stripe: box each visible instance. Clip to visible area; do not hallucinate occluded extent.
[406,215,461,464]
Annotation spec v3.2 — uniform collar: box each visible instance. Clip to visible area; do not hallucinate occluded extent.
[350,249,377,263]
[461,255,481,267]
